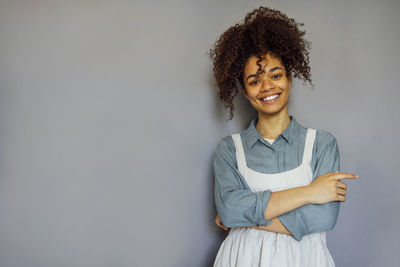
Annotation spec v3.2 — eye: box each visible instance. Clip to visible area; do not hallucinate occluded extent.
[271,74,282,79]
[249,80,259,86]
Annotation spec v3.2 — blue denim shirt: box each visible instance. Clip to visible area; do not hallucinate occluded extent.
[213,115,340,241]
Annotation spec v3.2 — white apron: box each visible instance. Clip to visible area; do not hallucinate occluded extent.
[214,128,335,267]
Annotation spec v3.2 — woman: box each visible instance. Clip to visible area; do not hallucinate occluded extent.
[209,6,358,267]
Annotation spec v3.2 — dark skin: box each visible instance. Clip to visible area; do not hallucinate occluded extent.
[215,53,358,234]
[208,7,313,121]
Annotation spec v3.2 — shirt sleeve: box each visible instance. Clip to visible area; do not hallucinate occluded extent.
[214,136,272,227]
[278,137,341,241]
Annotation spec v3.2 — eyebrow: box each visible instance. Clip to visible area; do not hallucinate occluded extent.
[246,67,284,81]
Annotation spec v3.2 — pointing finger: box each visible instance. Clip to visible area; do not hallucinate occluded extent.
[333,173,358,180]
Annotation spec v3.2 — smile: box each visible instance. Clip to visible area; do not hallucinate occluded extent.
[261,93,281,104]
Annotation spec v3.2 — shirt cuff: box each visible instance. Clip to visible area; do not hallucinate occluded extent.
[279,210,309,241]
[255,190,272,226]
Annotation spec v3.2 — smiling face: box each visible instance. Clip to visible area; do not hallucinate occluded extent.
[242,53,292,117]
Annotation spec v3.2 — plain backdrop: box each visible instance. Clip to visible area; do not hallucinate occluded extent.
[0,0,399,266]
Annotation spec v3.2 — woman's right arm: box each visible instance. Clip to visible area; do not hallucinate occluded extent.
[214,137,272,227]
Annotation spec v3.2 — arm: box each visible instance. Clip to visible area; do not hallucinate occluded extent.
[248,181,317,234]
[213,136,357,232]
[249,217,291,234]
[277,136,341,240]
[245,137,341,237]
[214,137,313,228]
[215,213,291,234]
[214,137,271,227]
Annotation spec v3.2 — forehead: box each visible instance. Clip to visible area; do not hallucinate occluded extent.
[243,53,284,74]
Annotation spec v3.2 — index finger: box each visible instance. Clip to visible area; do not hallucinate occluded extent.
[333,172,358,180]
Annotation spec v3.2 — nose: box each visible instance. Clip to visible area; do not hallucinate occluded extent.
[260,77,274,92]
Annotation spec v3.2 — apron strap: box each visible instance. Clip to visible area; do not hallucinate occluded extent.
[302,128,316,164]
[231,134,247,174]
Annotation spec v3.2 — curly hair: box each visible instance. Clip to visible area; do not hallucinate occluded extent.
[209,6,312,120]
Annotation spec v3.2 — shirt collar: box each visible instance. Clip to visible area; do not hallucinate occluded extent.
[242,115,300,149]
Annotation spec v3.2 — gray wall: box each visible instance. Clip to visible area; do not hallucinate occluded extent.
[0,0,399,266]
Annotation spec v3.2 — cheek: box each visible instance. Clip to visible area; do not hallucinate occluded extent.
[243,86,256,98]
[280,81,291,95]
[283,87,290,97]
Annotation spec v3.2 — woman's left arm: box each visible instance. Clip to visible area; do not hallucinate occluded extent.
[215,214,291,234]
[246,135,341,239]
[277,135,341,241]
[249,217,291,234]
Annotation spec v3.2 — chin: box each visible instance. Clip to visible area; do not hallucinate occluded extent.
[258,106,287,116]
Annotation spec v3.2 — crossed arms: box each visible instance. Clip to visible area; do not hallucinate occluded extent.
[214,136,357,241]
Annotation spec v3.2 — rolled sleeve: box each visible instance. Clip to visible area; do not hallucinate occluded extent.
[278,136,341,241]
[214,137,272,227]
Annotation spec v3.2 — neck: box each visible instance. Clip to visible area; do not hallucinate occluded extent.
[256,108,291,139]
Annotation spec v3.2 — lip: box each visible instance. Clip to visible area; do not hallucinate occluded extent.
[259,93,281,104]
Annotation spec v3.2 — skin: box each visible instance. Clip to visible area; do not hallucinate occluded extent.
[215,52,358,235]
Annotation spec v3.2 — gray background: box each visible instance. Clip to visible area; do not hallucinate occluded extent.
[0,0,399,266]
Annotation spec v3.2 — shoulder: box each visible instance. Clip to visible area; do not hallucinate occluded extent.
[213,134,238,168]
[310,128,340,173]
[314,128,338,153]
[215,135,235,155]
[295,118,337,150]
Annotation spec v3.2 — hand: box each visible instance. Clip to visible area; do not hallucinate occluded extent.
[306,171,358,204]
[215,214,229,231]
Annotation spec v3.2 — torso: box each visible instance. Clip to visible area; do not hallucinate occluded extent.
[213,127,336,267]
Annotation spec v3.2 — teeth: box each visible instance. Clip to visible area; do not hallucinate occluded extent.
[263,94,279,101]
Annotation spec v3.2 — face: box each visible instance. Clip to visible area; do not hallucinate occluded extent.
[242,53,292,117]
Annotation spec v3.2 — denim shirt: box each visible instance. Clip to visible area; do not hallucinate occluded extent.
[213,115,340,241]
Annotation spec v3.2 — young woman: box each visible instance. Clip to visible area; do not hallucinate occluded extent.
[209,7,358,267]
